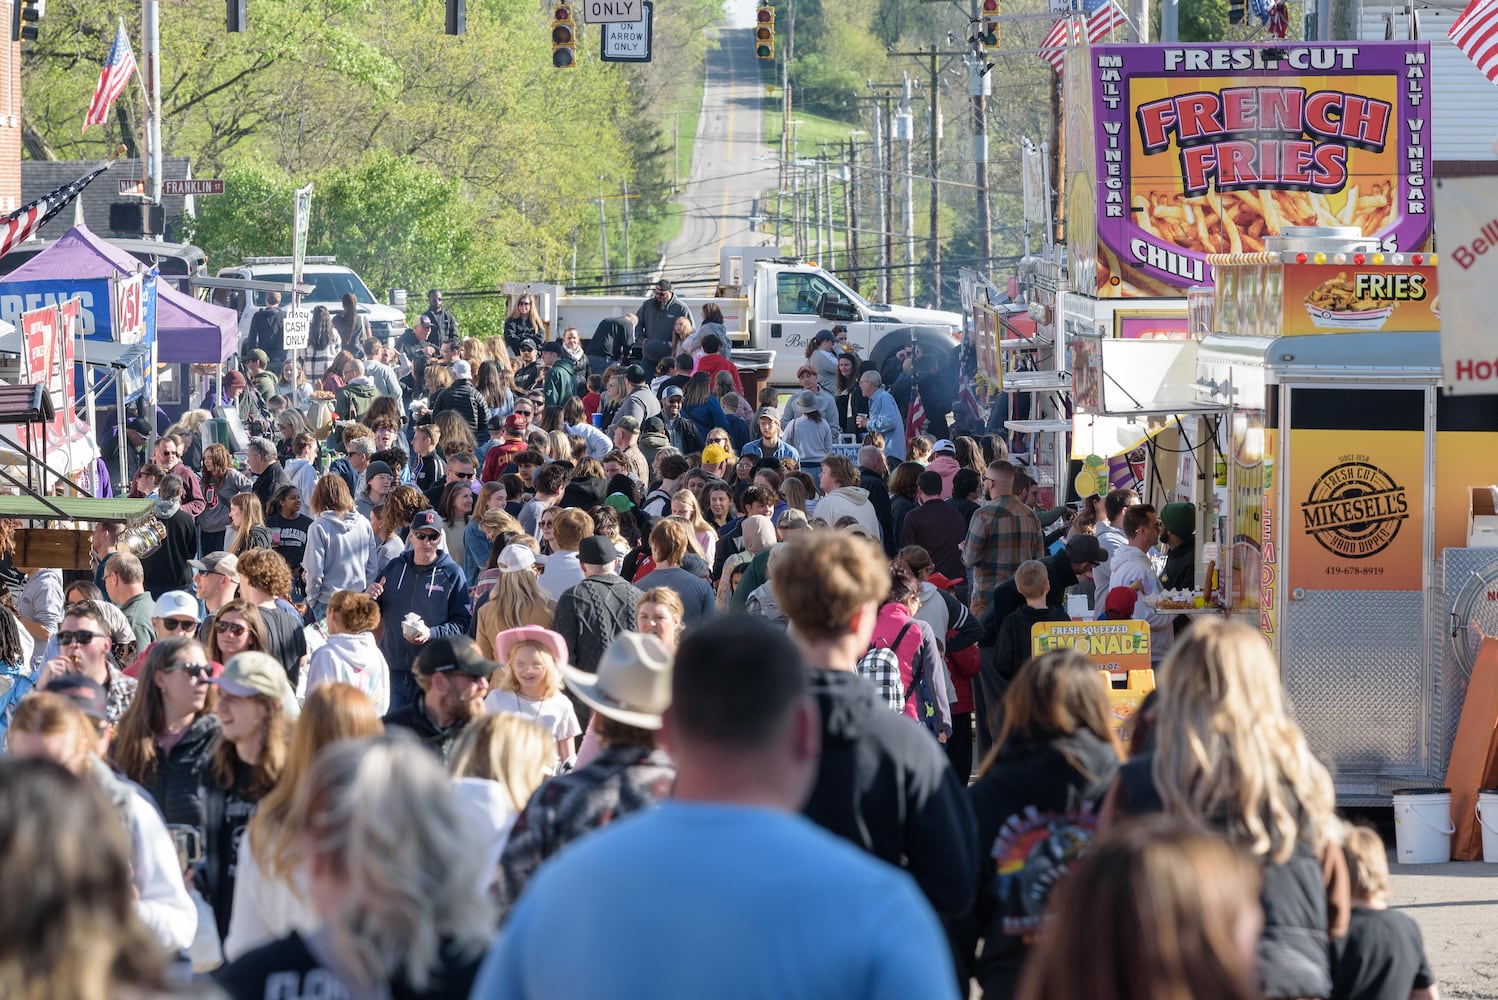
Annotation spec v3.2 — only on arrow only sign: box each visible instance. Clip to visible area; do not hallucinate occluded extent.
[600,0,652,61]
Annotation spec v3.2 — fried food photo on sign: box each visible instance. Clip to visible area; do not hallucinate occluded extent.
[1305,271,1392,313]
[1131,180,1397,253]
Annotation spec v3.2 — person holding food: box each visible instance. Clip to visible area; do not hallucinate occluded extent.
[1106,503,1173,666]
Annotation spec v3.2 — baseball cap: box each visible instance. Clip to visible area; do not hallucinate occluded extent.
[541,341,564,357]
[932,438,956,453]
[451,359,472,379]
[579,534,620,565]
[45,675,110,722]
[215,652,300,719]
[624,364,648,384]
[777,508,810,531]
[1104,587,1138,617]
[660,385,684,399]
[413,635,498,679]
[411,509,445,534]
[364,460,394,481]
[154,590,199,621]
[504,413,526,432]
[615,415,641,433]
[244,348,269,364]
[518,338,538,352]
[757,407,780,422]
[497,543,539,573]
[602,493,633,515]
[641,416,666,435]
[702,443,731,465]
[126,416,152,437]
[189,552,239,578]
[224,370,248,388]
[1064,534,1109,564]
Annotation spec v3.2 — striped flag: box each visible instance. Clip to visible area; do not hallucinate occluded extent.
[0,155,120,260]
[1451,0,1498,85]
[83,20,137,133]
[905,383,927,442]
[1038,1,1128,72]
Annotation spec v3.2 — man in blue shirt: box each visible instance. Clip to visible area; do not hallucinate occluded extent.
[740,407,800,462]
[474,616,958,1000]
[858,370,906,461]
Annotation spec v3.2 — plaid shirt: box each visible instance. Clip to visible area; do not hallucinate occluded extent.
[962,496,1045,619]
[496,746,675,915]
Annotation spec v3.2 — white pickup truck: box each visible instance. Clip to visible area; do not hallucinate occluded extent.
[538,247,964,386]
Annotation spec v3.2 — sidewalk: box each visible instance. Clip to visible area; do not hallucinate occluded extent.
[1389,860,1498,998]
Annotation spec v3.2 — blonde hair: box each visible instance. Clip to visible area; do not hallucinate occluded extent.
[498,642,563,698]
[1153,618,1337,863]
[649,516,696,565]
[671,489,712,534]
[449,714,553,812]
[296,736,496,993]
[9,692,95,773]
[1014,560,1049,600]
[474,573,553,660]
[249,684,383,882]
[1342,824,1389,899]
[229,492,267,557]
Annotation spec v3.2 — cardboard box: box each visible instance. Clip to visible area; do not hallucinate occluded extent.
[1468,486,1498,547]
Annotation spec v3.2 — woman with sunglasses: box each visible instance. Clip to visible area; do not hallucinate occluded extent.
[110,635,221,833]
[208,599,269,666]
[503,294,547,356]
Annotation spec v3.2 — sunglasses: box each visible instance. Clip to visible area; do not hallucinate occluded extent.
[163,662,212,680]
[57,630,105,646]
[216,621,248,637]
[160,618,198,633]
[413,531,441,542]
[454,471,475,480]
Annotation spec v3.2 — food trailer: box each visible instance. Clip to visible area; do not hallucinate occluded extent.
[1196,228,1498,803]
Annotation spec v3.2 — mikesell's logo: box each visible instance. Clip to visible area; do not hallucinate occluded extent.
[1300,458,1408,559]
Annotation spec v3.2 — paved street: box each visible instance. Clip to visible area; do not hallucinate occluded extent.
[1390,859,1498,998]
[660,0,777,288]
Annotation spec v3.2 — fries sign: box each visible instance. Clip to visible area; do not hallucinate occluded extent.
[1087,43,1433,297]
[1281,262,1437,336]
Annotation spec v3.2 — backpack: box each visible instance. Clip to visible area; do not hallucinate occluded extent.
[856,620,938,735]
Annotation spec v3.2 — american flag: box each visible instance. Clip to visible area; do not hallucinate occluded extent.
[1451,0,1498,85]
[1038,0,1128,72]
[905,383,927,442]
[83,21,137,134]
[0,155,120,261]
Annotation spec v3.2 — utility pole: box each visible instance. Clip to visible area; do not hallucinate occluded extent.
[597,190,610,289]
[925,48,942,308]
[901,74,916,306]
[621,180,632,277]
[821,152,835,270]
[969,53,993,276]
[846,135,862,276]
[143,0,163,235]
[780,0,794,195]
[871,100,889,303]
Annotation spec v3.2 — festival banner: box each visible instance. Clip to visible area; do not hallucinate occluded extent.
[1286,429,1424,592]
[1032,619,1151,673]
[1090,42,1433,297]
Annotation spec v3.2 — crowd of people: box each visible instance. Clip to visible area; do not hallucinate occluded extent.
[0,282,1440,1000]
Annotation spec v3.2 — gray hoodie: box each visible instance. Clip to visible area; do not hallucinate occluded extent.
[814,486,883,542]
[303,509,377,605]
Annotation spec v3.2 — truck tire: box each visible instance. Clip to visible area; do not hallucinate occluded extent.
[868,328,955,379]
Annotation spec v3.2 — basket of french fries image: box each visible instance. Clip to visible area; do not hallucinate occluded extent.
[1131,181,1396,254]
[1302,271,1396,330]
[1431,294,1440,320]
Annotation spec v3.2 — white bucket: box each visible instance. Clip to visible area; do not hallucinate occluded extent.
[1476,789,1498,863]
[1393,788,1455,864]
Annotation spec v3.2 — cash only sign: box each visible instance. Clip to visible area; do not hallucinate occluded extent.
[1085,42,1433,296]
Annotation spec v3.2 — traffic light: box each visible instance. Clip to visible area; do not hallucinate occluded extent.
[1229,0,1246,22]
[446,0,466,34]
[552,3,576,69]
[754,3,774,59]
[226,0,247,33]
[11,0,40,42]
[979,0,1000,48]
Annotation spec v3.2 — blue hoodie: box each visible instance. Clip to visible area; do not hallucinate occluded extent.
[303,510,377,606]
[372,550,470,675]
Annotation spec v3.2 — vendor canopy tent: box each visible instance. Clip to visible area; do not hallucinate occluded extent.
[3,225,235,364]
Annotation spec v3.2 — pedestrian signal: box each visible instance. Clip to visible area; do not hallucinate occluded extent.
[755,4,774,60]
[553,3,577,69]
[980,0,1000,48]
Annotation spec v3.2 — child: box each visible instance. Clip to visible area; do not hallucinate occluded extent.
[1103,586,1138,621]
[1331,825,1440,1000]
[488,625,581,767]
[993,560,1072,684]
[305,590,391,714]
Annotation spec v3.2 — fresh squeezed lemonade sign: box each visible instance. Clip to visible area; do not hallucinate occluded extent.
[1091,42,1433,297]
[1032,620,1151,673]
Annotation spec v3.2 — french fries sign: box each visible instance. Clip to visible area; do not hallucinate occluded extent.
[1090,43,1433,297]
